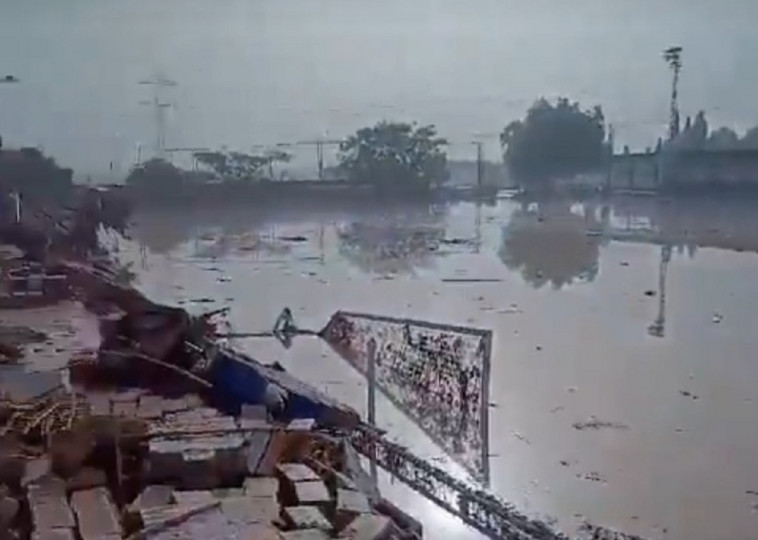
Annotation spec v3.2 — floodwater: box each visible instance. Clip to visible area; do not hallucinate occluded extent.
[121,196,758,540]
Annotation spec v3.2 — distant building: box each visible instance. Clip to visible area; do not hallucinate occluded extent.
[446,160,511,188]
[608,148,758,192]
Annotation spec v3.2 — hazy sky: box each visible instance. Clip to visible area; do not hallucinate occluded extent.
[1,0,757,178]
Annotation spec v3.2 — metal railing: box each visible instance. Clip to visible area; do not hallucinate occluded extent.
[350,426,567,540]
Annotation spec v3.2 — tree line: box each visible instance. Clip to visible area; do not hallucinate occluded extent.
[129,98,756,193]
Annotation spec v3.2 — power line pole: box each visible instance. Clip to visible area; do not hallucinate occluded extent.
[139,74,177,160]
[663,46,683,142]
[295,139,344,180]
[473,141,484,189]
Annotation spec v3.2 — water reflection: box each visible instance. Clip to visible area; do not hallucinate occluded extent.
[599,196,758,254]
[337,220,446,275]
[499,202,602,289]
[130,204,266,255]
[129,197,758,278]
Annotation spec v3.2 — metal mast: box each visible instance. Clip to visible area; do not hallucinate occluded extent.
[139,74,177,159]
[663,46,683,141]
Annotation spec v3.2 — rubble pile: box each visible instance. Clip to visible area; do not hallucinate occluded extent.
[0,203,418,538]
[0,370,419,539]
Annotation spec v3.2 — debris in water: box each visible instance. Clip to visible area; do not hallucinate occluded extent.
[644,290,656,297]
[279,235,307,242]
[712,312,723,323]
[620,261,630,267]
[441,237,474,246]
[580,522,647,539]
[679,390,699,400]
[441,278,503,283]
[578,471,606,483]
[572,417,629,431]
[513,432,530,445]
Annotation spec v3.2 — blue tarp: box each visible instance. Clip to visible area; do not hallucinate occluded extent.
[208,347,358,427]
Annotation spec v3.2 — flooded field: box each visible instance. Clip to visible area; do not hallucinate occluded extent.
[125,197,758,539]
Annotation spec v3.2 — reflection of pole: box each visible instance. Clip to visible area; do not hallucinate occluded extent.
[648,244,671,337]
[317,141,324,180]
[474,142,484,189]
[11,192,21,223]
[367,338,378,486]
[474,203,482,254]
[318,222,325,264]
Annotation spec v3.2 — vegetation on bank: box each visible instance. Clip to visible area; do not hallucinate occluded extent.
[125,121,450,192]
[500,98,609,191]
[119,101,758,196]
[0,145,74,201]
[337,121,449,189]
[668,110,758,151]
[0,143,131,257]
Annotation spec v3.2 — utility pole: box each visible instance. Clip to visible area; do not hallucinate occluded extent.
[296,138,343,180]
[9,192,21,223]
[473,141,484,189]
[606,123,615,191]
[139,74,177,160]
[2,75,21,221]
[663,46,683,142]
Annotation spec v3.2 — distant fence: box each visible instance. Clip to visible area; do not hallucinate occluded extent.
[152,136,512,187]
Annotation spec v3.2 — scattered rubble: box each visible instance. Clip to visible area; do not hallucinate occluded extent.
[572,418,629,431]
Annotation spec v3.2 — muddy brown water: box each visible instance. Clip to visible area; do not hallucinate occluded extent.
[109,197,758,539]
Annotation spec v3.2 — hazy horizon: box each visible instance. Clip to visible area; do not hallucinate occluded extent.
[1,0,757,180]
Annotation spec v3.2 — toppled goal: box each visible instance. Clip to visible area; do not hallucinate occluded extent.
[322,310,492,483]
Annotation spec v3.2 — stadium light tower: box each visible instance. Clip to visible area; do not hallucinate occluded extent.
[663,46,683,142]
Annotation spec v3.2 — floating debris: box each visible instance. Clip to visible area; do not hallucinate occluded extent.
[572,418,629,431]
[441,278,503,283]
[578,471,606,483]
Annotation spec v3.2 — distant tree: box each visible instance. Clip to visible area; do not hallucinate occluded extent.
[500,98,607,190]
[264,149,292,180]
[125,158,183,192]
[692,111,708,145]
[669,110,709,150]
[193,151,230,178]
[706,127,740,150]
[228,152,268,181]
[0,147,73,201]
[338,122,448,189]
[740,126,758,149]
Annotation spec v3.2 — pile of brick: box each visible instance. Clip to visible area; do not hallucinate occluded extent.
[27,474,121,540]
[0,374,419,539]
[127,461,403,539]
